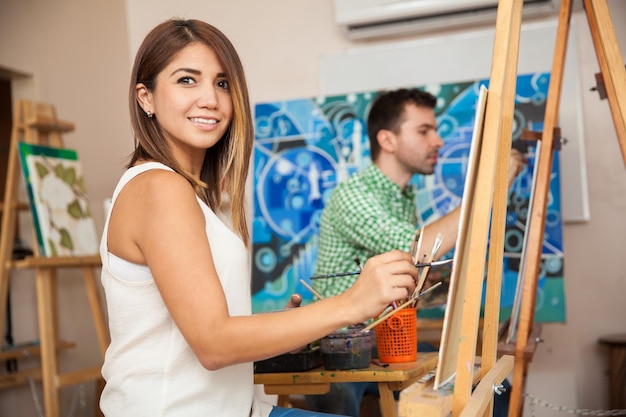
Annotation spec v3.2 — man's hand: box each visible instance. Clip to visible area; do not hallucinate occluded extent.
[285,293,302,309]
[508,148,527,188]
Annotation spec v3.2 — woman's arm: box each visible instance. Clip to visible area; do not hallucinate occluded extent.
[109,169,418,370]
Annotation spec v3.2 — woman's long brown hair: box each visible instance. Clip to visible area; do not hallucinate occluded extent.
[128,19,252,245]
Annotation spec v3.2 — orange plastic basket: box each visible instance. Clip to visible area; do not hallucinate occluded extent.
[374,307,417,363]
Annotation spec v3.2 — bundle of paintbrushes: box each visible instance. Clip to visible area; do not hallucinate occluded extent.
[304,232,450,333]
[361,232,446,332]
[361,281,443,332]
[411,232,444,307]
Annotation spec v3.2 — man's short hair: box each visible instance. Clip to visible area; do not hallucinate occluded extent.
[367,88,437,161]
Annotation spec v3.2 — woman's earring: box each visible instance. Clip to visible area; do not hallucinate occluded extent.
[146,110,153,118]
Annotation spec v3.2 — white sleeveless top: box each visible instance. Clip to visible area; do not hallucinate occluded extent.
[99,162,272,417]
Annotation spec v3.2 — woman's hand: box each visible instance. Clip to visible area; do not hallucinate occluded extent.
[340,250,418,324]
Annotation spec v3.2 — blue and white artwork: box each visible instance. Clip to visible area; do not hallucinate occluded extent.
[252,72,565,323]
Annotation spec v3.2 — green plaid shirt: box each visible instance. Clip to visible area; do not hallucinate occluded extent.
[313,165,419,298]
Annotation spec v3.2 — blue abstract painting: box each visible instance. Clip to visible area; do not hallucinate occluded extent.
[252,72,565,323]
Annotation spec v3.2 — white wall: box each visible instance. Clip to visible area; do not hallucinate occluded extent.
[0,0,130,415]
[1,0,625,415]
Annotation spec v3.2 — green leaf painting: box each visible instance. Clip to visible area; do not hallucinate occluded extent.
[18,142,99,257]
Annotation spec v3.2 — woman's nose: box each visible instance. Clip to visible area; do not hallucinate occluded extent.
[198,87,218,109]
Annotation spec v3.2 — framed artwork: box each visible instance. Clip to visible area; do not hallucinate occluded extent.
[18,142,99,257]
[252,72,565,323]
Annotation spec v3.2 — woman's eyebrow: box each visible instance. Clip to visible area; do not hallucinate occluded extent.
[169,68,227,78]
[170,67,201,77]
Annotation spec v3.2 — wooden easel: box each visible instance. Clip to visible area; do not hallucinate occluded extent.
[0,100,109,417]
[400,1,524,415]
[402,0,626,416]
[448,0,523,414]
[503,0,626,416]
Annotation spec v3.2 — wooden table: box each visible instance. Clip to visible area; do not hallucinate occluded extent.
[598,333,626,408]
[254,352,438,417]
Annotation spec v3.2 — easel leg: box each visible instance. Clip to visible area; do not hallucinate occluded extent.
[584,0,626,160]
[508,357,528,417]
[81,266,109,355]
[378,383,397,417]
[277,395,291,407]
[0,119,22,341]
[94,378,105,417]
[82,266,109,416]
[36,268,60,417]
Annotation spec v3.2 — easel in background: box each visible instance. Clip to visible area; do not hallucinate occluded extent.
[501,0,626,415]
[0,100,109,417]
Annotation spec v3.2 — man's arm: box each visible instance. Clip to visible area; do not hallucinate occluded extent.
[417,150,527,261]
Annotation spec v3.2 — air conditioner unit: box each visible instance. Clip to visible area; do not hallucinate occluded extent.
[334,0,563,40]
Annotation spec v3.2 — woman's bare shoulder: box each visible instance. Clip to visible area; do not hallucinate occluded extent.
[124,168,196,204]
[108,167,202,262]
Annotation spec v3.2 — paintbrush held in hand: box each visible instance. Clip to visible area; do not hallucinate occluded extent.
[411,233,444,307]
[309,259,451,280]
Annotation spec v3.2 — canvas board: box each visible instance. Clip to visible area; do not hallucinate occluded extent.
[506,139,542,344]
[17,142,99,257]
[434,85,488,389]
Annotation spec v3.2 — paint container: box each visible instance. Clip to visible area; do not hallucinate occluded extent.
[374,307,417,363]
[254,344,322,373]
[321,324,372,370]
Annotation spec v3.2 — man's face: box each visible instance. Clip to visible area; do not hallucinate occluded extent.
[393,103,444,176]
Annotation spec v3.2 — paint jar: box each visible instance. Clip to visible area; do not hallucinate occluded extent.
[321,324,372,370]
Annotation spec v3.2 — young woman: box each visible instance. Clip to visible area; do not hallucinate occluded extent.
[99,18,418,417]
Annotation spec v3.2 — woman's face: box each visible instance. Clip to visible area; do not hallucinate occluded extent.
[137,42,234,170]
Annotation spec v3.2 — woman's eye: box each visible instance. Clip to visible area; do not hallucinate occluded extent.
[178,76,196,85]
[217,79,230,90]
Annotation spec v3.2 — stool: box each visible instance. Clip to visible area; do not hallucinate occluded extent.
[598,333,626,408]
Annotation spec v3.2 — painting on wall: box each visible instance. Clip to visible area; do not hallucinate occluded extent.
[252,72,565,323]
[18,142,99,257]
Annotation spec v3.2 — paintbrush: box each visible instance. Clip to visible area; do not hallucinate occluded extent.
[309,271,362,280]
[309,259,451,280]
[411,233,444,304]
[374,281,443,321]
[354,258,364,271]
[299,279,325,300]
[410,231,423,265]
[415,259,452,268]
